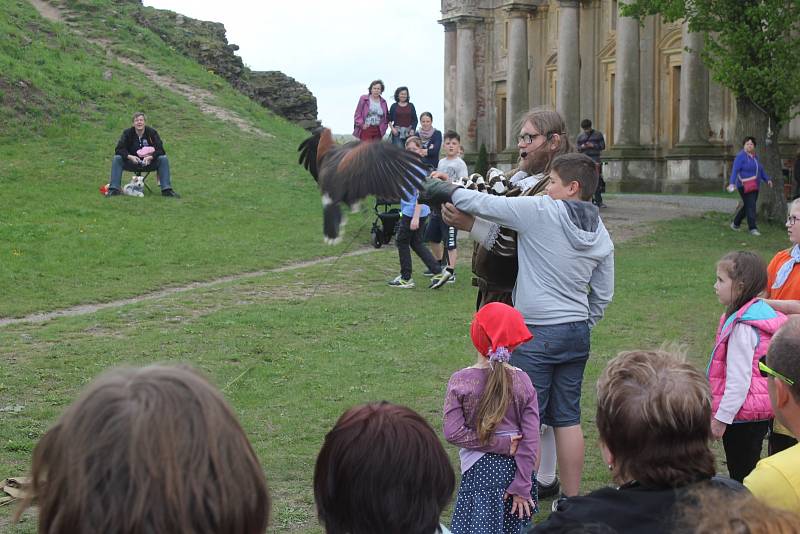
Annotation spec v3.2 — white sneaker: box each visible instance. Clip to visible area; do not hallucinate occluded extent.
[730,222,741,231]
[750,229,761,236]
[429,268,453,289]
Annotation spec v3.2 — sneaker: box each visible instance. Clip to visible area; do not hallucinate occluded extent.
[388,275,415,288]
[161,188,180,198]
[750,229,761,236]
[423,268,436,277]
[537,477,560,499]
[551,495,568,513]
[447,271,456,283]
[429,268,453,289]
[730,222,741,231]
[105,188,122,197]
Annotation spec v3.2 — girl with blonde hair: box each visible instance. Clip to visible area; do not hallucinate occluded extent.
[443,302,539,533]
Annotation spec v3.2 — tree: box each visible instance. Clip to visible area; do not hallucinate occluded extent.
[475,143,489,178]
[621,0,800,222]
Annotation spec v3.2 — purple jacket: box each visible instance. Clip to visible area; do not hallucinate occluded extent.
[353,94,389,138]
[729,150,771,188]
[443,366,539,498]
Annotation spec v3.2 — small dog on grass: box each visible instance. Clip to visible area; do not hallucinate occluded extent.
[123,175,145,197]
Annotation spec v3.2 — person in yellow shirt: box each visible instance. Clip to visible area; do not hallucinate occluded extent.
[743,317,800,511]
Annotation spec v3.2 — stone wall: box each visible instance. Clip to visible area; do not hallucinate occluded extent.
[133,2,319,129]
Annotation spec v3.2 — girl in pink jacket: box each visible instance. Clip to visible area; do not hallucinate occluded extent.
[710,251,787,481]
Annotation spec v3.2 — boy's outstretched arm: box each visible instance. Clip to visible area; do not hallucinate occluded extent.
[450,188,536,232]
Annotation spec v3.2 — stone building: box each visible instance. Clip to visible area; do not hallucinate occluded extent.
[440,0,799,192]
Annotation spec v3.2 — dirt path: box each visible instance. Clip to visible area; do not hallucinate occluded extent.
[600,194,736,242]
[0,195,736,327]
[27,0,62,22]
[113,57,274,138]
[26,0,273,138]
[0,248,376,327]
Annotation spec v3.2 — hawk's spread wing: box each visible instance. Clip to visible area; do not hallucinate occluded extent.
[320,142,427,204]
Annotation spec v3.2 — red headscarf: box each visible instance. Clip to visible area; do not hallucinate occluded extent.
[470,302,533,361]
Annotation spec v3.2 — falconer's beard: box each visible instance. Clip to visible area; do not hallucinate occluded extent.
[519,143,551,176]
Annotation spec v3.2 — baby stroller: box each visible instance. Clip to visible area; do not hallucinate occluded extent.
[370,196,401,248]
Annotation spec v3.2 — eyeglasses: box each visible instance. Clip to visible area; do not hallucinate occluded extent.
[758,355,795,385]
[517,133,543,145]
[787,215,798,227]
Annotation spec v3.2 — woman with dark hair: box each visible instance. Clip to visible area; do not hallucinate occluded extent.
[15,364,270,534]
[418,111,442,171]
[533,350,743,533]
[314,402,456,534]
[353,79,389,142]
[727,136,773,236]
[388,86,418,147]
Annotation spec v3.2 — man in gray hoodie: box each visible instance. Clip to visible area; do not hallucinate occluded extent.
[422,152,614,501]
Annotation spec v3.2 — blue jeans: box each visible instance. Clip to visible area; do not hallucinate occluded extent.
[510,321,590,427]
[109,154,172,191]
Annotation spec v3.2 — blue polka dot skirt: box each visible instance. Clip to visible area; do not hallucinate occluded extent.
[450,453,539,534]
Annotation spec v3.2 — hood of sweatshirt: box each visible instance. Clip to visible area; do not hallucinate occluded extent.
[559,200,604,249]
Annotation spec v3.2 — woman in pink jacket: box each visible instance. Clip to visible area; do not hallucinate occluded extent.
[353,79,389,142]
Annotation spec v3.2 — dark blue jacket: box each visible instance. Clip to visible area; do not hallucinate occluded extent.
[388,102,418,131]
[420,129,442,170]
[576,129,605,162]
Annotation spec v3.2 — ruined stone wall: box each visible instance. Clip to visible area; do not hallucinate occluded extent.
[133,2,319,129]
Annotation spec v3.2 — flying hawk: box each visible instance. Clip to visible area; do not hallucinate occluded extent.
[298,128,428,244]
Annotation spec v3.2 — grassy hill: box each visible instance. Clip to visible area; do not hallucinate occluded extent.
[0,0,334,318]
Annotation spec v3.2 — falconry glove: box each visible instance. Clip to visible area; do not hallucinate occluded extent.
[419,178,463,208]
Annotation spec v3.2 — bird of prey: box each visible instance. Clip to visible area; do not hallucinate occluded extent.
[298,127,428,244]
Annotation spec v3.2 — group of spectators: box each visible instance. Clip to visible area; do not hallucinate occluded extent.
[354,80,467,290]
[13,338,800,533]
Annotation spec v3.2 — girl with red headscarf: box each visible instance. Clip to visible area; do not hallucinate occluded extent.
[443,303,540,533]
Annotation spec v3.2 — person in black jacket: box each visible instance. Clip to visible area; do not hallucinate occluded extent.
[576,119,606,208]
[533,349,743,533]
[107,112,179,197]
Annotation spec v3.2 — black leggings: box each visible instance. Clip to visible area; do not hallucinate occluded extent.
[722,420,769,482]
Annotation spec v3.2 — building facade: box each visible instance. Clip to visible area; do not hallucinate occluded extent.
[440,0,800,192]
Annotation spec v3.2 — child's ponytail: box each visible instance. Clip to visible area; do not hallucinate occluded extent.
[476,361,514,445]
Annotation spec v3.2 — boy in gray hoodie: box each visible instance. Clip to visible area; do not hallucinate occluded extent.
[422,152,614,500]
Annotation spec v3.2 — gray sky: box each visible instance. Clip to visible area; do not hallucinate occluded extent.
[143,1,445,135]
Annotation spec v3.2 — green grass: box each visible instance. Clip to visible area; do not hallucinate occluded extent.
[0,212,790,532]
